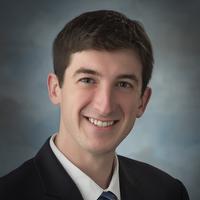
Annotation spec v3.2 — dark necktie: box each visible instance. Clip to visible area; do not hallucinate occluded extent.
[97,191,118,200]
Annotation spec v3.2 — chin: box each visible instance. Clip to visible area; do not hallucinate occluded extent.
[85,141,117,155]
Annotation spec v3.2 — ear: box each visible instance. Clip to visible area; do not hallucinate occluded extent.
[47,73,61,105]
[136,87,152,118]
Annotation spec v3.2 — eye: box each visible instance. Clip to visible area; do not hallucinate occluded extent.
[117,81,133,89]
[79,77,96,84]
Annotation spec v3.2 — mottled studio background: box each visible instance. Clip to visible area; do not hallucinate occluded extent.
[0,0,199,199]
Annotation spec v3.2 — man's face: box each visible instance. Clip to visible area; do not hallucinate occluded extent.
[48,49,151,157]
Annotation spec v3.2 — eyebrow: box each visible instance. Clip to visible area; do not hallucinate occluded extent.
[73,67,101,77]
[73,67,139,83]
[116,74,139,83]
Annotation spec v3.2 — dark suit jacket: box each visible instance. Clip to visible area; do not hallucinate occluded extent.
[0,138,189,200]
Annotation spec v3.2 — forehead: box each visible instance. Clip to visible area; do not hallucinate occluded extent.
[66,49,143,80]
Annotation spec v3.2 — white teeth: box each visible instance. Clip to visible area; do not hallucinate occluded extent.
[88,118,114,127]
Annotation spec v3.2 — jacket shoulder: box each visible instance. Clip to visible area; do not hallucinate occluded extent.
[118,155,189,199]
[0,158,43,199]
[118,155,175,180]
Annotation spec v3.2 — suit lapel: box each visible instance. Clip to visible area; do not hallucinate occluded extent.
[118,156,144,200]
[33,138,84,200]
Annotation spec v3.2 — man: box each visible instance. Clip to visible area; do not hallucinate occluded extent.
[0,10,189,200]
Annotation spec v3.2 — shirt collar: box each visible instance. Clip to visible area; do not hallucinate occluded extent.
[50,134,120,200]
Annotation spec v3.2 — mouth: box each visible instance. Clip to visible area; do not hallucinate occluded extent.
[85,117,118,128]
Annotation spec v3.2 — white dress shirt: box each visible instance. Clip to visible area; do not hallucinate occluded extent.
[50,134,121,200]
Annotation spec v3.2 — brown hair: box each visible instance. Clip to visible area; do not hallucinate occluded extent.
[53,10,154,94]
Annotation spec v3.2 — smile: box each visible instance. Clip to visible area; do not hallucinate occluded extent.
[88,117,115,127]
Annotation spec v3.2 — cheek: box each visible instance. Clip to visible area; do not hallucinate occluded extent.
[119,96,139,116]
[62,89,94,116]
[122,99,139,133]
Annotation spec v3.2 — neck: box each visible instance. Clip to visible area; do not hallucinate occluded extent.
[77,154,116,189]
[55,133,116,189]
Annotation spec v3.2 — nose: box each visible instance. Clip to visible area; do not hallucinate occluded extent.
[92,84,115,117]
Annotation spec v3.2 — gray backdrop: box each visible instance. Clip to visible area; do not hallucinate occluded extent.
[0,0,199,199]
